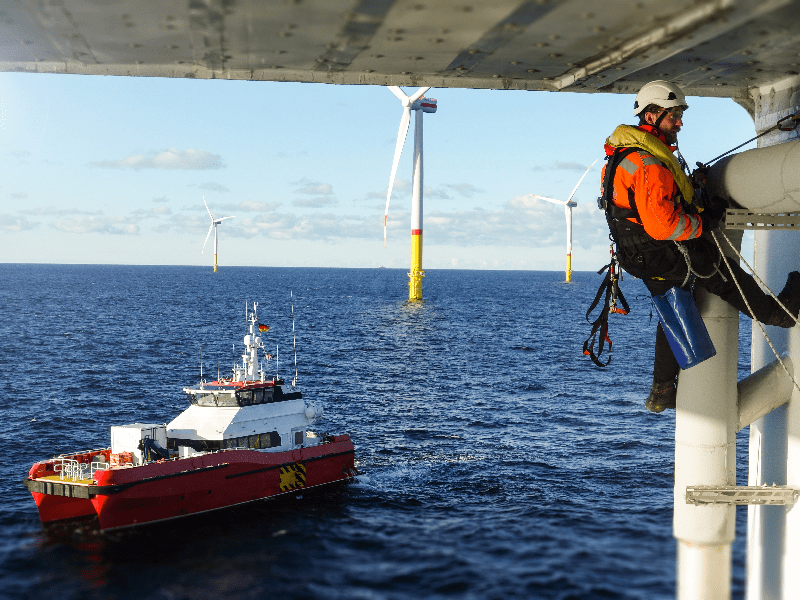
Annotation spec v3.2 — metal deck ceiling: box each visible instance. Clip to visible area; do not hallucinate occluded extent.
[2,0,799,105]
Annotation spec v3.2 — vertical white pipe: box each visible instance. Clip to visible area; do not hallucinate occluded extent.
[785,326,800,598]
[674,231,741,600]
[747,230,793,600]
[411,109,423,234]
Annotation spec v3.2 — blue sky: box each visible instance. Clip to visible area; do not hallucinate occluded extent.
[0,72,756,271]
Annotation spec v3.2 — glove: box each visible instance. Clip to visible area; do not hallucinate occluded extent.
[701,196,727,231]
[692,163,708,189]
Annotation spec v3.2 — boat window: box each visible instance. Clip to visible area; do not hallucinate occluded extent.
[238,390,254,406]
[168,431,282,452]
[191,392,238,407]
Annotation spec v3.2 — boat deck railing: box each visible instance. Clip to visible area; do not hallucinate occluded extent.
[53,458,110,482]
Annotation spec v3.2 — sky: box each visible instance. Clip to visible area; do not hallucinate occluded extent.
[0,72,757,271]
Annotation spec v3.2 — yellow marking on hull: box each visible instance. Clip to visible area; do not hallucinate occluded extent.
[36,475,93,485]
[279,463,307,491]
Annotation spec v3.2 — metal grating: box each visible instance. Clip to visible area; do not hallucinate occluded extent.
[724,209,800,230]
[686,485,800,506]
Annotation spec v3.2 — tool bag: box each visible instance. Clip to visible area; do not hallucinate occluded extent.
[651,285,716,369]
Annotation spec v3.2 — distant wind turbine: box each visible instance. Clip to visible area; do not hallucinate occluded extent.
[201,196,234,272]
[528,159,597,282]
[384,86,437,302]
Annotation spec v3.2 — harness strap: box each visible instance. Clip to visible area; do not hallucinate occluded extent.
[583,258,630,368]
[600,147,640,241]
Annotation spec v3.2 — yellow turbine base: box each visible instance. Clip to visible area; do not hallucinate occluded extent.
[214,254,218,273]
[565,254,572,283]
[409,231,424,302]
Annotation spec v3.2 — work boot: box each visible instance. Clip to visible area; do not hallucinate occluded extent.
[645,380,677,413]
[769,271,800,328]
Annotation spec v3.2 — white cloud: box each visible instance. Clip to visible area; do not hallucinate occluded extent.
[11,191,27,199]
[293,197,337,208]
[366,178,411,200]
[293,179,334,196]
[198,182,230,192]
[27,206,103,217]
[90,148,224,170]
[0,214,39,231]
[531,160,595,173]
[237,200,280,212]
[446,183,484,197]
[52,215,140,235]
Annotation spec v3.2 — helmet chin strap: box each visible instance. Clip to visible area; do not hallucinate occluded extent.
[653,108,669,130]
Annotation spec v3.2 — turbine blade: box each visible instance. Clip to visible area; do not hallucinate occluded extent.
[388,86,408,102]
[202,223,214,254]
[409,87,431,103]
[384,106,411,247]
[565,159,599,203]
[218,216,235,222]
[532,195,567,206]
[203,195,214,220]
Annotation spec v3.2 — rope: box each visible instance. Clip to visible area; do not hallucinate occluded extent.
[709,229,800,396]
[673,240,725,289]
[702,113,798,167]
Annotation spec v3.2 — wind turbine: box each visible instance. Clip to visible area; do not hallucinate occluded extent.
[201,196,234,272]
[528,159,597,283]
[384,86,437,302]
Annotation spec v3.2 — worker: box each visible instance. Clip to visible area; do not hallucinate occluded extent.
[600,80,800,413]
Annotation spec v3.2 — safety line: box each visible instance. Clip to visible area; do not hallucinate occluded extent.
[710,229,800,396]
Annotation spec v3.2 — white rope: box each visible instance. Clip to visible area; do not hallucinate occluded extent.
[674,240,724,288]
[710,229,800,395]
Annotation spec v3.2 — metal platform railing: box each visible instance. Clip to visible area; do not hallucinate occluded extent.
[686,484,800,506]
[725,209,800,230]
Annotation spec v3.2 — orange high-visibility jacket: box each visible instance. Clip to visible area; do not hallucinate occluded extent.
[602,126,702,242]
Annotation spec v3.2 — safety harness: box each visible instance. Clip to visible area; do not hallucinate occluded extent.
[583,248,630,367]
[583,148,637,367]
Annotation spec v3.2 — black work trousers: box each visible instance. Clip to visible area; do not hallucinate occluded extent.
[617,234,783,384]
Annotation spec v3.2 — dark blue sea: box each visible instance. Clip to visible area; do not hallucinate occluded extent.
[0,265,754,600]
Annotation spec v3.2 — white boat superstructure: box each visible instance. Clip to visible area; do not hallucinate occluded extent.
[167,303,324,457]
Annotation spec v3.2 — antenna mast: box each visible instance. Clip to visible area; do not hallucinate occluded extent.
[291,288,298,387]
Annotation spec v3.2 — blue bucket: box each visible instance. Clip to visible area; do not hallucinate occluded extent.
[651,286,716,369]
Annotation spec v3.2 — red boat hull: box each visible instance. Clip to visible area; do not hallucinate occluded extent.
[25,435,355,530]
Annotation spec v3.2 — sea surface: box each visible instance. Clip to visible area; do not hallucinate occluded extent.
[0,265,754,600]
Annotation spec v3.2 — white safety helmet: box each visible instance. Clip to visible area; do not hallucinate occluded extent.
[633,80,688,116]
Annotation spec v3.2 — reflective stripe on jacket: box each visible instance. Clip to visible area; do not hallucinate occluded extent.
[601,126,702,242]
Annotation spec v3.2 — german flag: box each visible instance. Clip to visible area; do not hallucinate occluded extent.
[258,324,270,332]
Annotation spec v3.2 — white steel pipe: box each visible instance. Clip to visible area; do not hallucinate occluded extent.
[678,543,732,600]
[785,327,800,598]
[411,109,423,236]
[707,140,800,212]
[747,229,796,600]
[674,230,741,600]
[738,354,794,432]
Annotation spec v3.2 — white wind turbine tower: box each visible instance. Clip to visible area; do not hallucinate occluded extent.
[384,86,437,302]
[201,196,235,272]
[528,159,597,282]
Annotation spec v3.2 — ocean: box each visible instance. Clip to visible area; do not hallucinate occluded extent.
[0,264,753,599]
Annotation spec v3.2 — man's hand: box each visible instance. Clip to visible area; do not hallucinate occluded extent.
[692,162,709,189]
[701,196,728,231]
